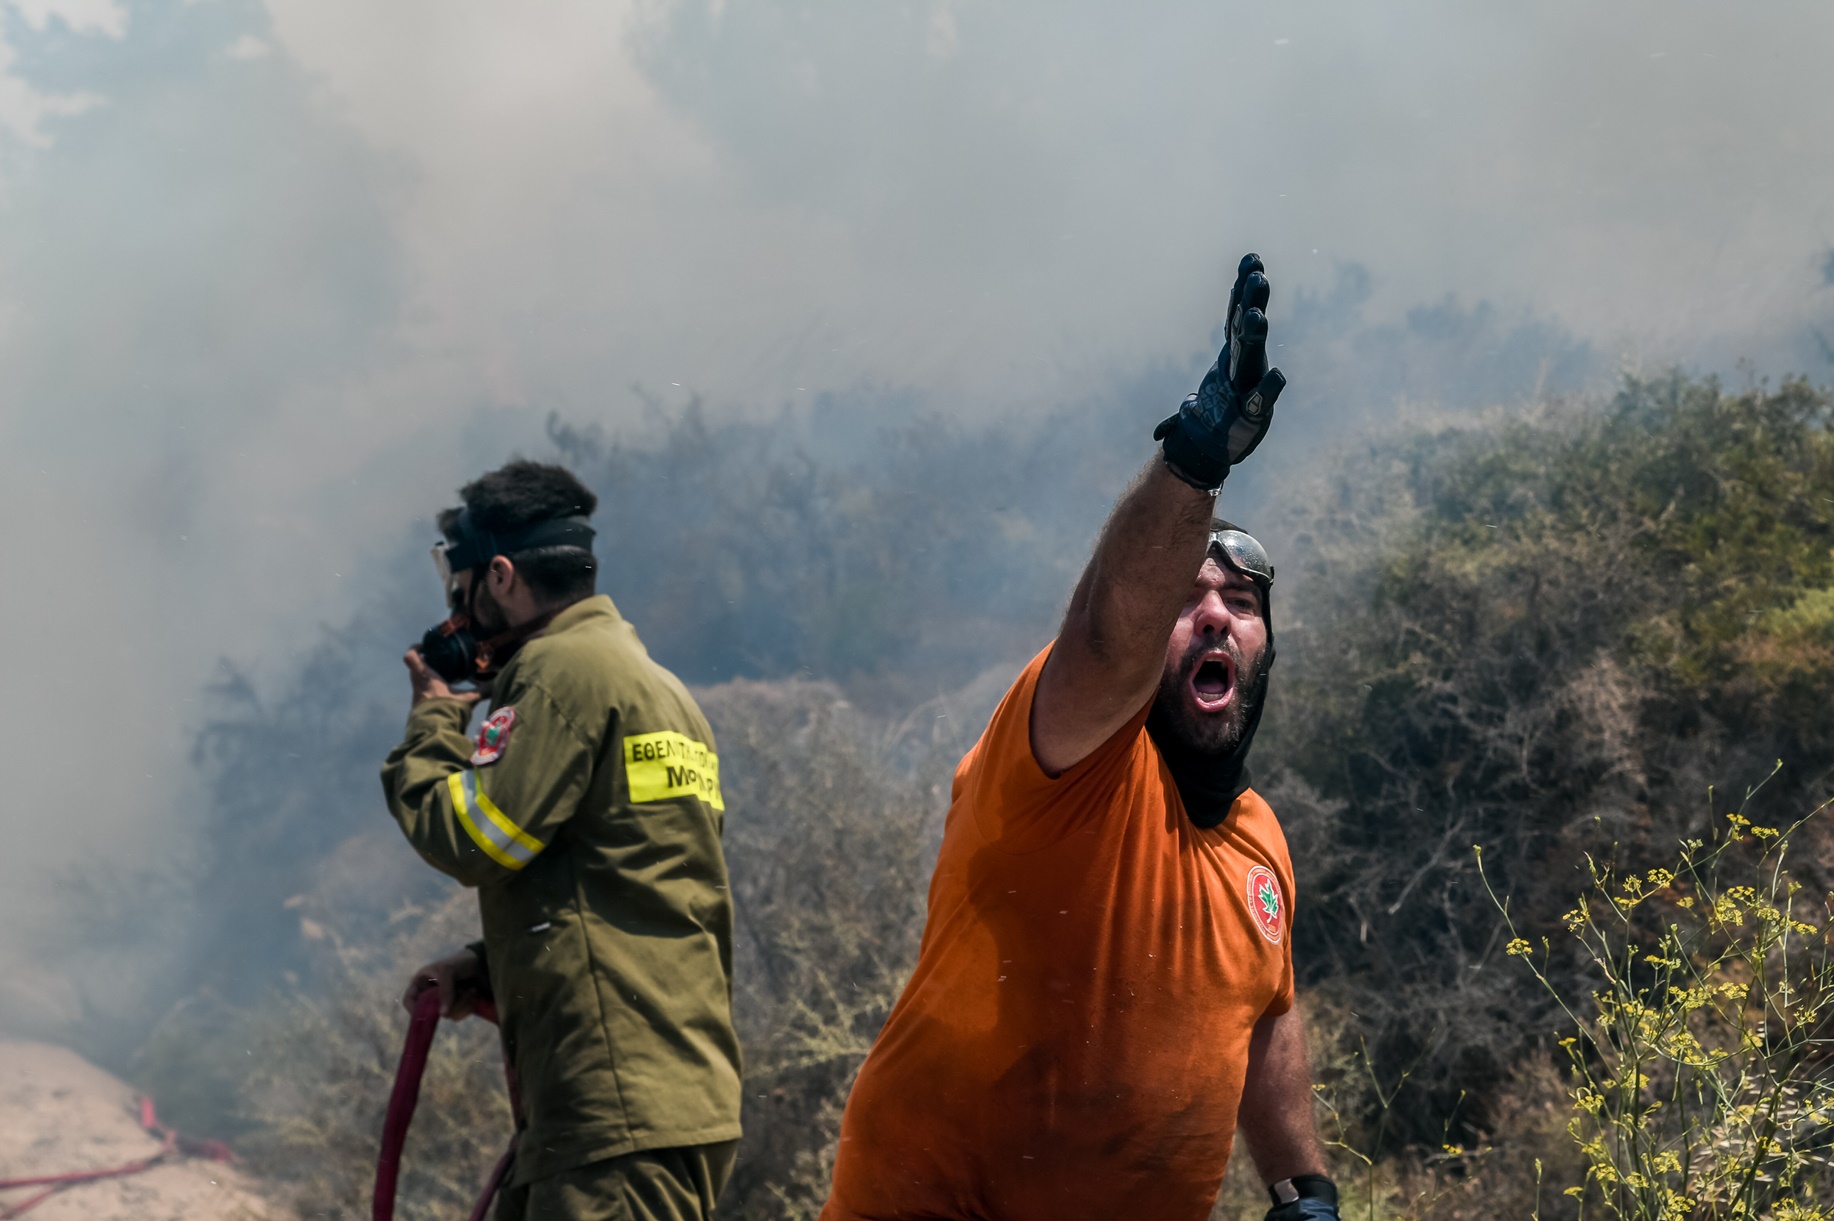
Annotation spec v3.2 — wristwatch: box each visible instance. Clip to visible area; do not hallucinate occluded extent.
[1266,1175,1339,1221]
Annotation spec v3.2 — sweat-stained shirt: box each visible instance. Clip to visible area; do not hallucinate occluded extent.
[381,595,742,1185]
[822,644,1296,1221]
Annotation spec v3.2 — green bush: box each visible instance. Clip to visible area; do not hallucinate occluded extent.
[1271,374,1834,1146]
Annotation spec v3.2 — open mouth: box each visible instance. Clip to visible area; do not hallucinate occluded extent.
[1188,651,1237,713]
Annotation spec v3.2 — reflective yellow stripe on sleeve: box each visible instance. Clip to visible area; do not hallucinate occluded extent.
[445,771,545,871]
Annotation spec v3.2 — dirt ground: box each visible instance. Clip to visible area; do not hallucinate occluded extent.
[0,1040,286,1221]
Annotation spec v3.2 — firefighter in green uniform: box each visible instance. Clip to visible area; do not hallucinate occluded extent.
[382,460,742,1220]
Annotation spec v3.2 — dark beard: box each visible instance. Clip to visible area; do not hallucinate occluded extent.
[467,580,510,637]
[1146,644,1271,828]
[1150,638,1270,758]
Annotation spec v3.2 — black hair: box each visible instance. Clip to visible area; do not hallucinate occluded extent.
[443,460,599,605]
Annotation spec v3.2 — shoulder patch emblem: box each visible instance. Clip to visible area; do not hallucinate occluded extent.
[1245,864,1284,944]
[471,707,517,766]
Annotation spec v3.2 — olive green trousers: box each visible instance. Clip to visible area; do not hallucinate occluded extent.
[495,1141,739,1221]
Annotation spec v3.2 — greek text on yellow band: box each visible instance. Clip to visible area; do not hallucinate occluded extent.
[624,731,725,811]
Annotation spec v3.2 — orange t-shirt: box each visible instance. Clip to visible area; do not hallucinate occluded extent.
[822,645,1296,1221]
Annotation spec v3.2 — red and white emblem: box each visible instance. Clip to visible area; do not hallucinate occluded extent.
[1245,864,1284,944]
[471,707,517,766]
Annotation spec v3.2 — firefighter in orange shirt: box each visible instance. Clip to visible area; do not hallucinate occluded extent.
[822,255,1337,1221]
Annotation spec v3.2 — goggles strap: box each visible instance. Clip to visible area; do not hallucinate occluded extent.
[443,511,596,574]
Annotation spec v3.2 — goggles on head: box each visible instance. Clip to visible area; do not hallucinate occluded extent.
[430,508,597,595]
[431,541,461,597]
[1208,526,1274,586]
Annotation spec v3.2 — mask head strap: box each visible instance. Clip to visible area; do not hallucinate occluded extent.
[432,509,597,593]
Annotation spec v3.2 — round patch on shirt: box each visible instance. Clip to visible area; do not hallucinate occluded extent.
[471,706,517,766]
[1245,864,1284,944]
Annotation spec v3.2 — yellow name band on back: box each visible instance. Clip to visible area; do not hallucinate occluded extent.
[624,730,724,811]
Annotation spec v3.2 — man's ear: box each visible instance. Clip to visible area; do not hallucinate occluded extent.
[487,554,517,595]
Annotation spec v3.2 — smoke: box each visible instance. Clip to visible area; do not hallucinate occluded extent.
[2,0,1832,1036]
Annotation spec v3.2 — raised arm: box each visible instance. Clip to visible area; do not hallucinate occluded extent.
[1031,462,1214,775]
[1030,253,1287,776]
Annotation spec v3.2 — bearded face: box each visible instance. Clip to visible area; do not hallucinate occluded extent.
[453,568,512,637]
[1152,629,1270,756]
[1150,558,1271,758]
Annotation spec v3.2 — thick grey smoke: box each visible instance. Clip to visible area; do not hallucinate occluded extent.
[2,0,1832,1027]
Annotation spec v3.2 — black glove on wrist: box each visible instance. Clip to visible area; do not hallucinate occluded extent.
[1264,1175,1339,1221]
[1155,252,1287,490]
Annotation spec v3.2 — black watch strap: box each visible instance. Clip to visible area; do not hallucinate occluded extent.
[1269,1175,1337,1207]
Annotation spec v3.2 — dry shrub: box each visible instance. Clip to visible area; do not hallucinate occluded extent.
[1270,375,1834,1145]
[1208,997,1423,1221]
[1486,790,1834,1218]
[233,889,510,1221]
[1399,1056,1584,1221]
[703,677,967,1219]
[1204,995,1580,1221]
[1290,791,1834,1221]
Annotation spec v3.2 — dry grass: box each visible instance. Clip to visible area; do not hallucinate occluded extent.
[705,677,960,1219]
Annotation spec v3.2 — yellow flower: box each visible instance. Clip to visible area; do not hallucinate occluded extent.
[1506,937,1533,956]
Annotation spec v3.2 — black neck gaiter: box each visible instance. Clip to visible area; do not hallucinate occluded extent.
[1145,657,1270,830]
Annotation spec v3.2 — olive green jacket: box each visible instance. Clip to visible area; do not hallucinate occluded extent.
[382,595,741,1184]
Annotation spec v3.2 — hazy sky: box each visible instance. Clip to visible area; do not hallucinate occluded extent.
[2,0,1833,1013]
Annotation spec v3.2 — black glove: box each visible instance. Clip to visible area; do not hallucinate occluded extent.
[1154,252,1287,490]
[1264,1175,1339,1221]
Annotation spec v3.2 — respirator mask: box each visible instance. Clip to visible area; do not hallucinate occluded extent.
[419,509,597,684]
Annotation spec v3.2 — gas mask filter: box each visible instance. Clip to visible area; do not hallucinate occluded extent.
[420,615,483,684]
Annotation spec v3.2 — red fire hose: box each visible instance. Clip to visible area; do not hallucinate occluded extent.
[373,989,518,1221]
[0,1096,233,1219]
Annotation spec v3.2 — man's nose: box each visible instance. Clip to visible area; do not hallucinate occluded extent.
[1191,589,1232,636]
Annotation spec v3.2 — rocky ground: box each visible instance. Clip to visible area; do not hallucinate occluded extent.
[0,1040,285,1221]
